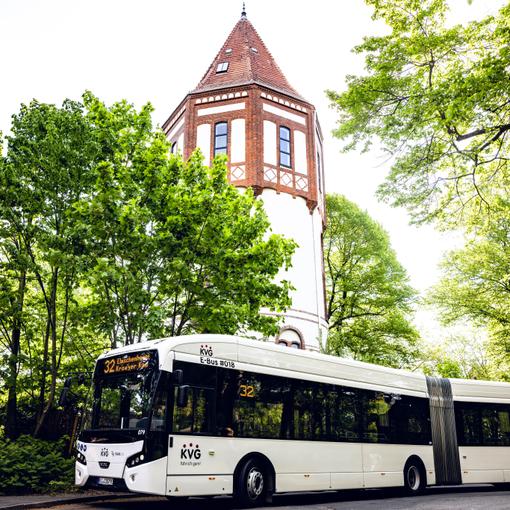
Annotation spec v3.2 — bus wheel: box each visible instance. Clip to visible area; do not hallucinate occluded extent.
[235,458,267,507]
[403,459,425,495]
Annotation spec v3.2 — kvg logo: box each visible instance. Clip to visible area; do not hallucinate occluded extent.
[180,443,201,460]
[200,344,213,357]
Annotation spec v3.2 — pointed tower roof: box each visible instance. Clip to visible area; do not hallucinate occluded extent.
[192,13,304,101]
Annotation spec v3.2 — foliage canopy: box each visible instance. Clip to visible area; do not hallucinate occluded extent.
[324,194,419,367]
[328,0,510,226]
[430,205,510,375]
[0,92,296,441]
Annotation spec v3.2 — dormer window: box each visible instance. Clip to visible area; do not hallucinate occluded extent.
[225,48,233,54]
[216,62,229,73]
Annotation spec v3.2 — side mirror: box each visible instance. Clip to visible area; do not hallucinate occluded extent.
[172,369,184,385]
[388,393,402,406]
[176,385,190,408]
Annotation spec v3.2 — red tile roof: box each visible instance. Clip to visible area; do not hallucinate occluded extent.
[193,15,304,101]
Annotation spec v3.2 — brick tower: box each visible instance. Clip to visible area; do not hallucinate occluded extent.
[162,8,327,351]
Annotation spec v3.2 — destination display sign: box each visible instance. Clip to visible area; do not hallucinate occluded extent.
[98,351,156,376]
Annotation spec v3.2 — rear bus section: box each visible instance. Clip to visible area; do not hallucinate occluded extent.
[451,379,510,485]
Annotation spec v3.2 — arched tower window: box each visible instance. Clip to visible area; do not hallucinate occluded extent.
[214,122,228,156]
[276,326,304,349]
[279,126,291,168]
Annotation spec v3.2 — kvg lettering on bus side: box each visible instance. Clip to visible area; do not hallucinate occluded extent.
[180,443,201,460]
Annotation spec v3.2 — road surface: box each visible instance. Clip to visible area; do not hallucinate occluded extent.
[42,486,510,510]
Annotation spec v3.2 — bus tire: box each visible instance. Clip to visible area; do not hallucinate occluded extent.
[234,458,268,507]
[403,457,426,495]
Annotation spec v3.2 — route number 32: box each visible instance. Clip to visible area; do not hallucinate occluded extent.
[104,359,116,374]
[239,384,255,398]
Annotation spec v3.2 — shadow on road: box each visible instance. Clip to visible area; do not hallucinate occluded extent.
[84,484,508,510]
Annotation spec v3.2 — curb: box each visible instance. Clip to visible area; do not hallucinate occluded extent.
[0,493,139,510]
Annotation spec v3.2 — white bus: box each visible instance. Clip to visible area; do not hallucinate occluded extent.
[75,335,510,505]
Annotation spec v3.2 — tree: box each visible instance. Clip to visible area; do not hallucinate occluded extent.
[74,93,296,346]
[0,99,101,436]
[0,162,27,437]
[417,332,495,380]
[328,0,510,226]
[324,194,419,367]
[0,92,297,438]
[430,206,510,374]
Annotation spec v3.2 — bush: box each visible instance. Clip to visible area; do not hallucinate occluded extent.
[0,435,75,494]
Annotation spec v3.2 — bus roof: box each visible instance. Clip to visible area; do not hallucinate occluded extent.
[98,334,510,402]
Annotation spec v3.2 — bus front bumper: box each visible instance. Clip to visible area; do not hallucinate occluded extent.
[76,457,168,496]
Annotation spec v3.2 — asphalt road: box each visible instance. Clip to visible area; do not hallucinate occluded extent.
[43,486,510,510]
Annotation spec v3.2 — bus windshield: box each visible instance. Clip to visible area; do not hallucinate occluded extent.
[84,350,159,437]
[93,371,154,430]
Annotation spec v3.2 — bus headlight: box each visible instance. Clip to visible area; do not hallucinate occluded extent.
[76,451,87,465]
[126,453,145,468]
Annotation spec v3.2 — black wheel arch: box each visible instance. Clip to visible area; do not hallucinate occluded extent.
[404,454,427,487]
[233,452,276,498]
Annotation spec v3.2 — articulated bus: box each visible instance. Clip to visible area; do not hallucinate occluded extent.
[76,335,510,505]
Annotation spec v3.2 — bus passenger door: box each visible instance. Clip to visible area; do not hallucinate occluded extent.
[166,385,217,495]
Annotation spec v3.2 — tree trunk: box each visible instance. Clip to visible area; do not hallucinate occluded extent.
[34,268,59,437]
[5,269,27,438]
[36,317,51,425]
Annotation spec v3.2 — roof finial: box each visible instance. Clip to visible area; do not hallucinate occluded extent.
[241,1,247,18]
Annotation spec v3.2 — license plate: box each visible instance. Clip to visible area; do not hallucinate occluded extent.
[98,477,114,486]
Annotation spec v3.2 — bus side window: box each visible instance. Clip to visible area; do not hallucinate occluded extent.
[329,388,360,442]
[456,402,510,447]
[498,408,510,445]
[173,387,215,434]
[293,380,327,440]
[456,402,481,445]
[362,392,391,443]
[173,389,194,433]
[481,407,500,445]
[147,373,171,461]
[293,382,312,440]
[280,387,294,439]
[235,373,288,439]
[216,368,239,436]
[150,374,169,432]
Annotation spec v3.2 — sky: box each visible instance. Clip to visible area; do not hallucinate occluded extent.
[0,0,505,342]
